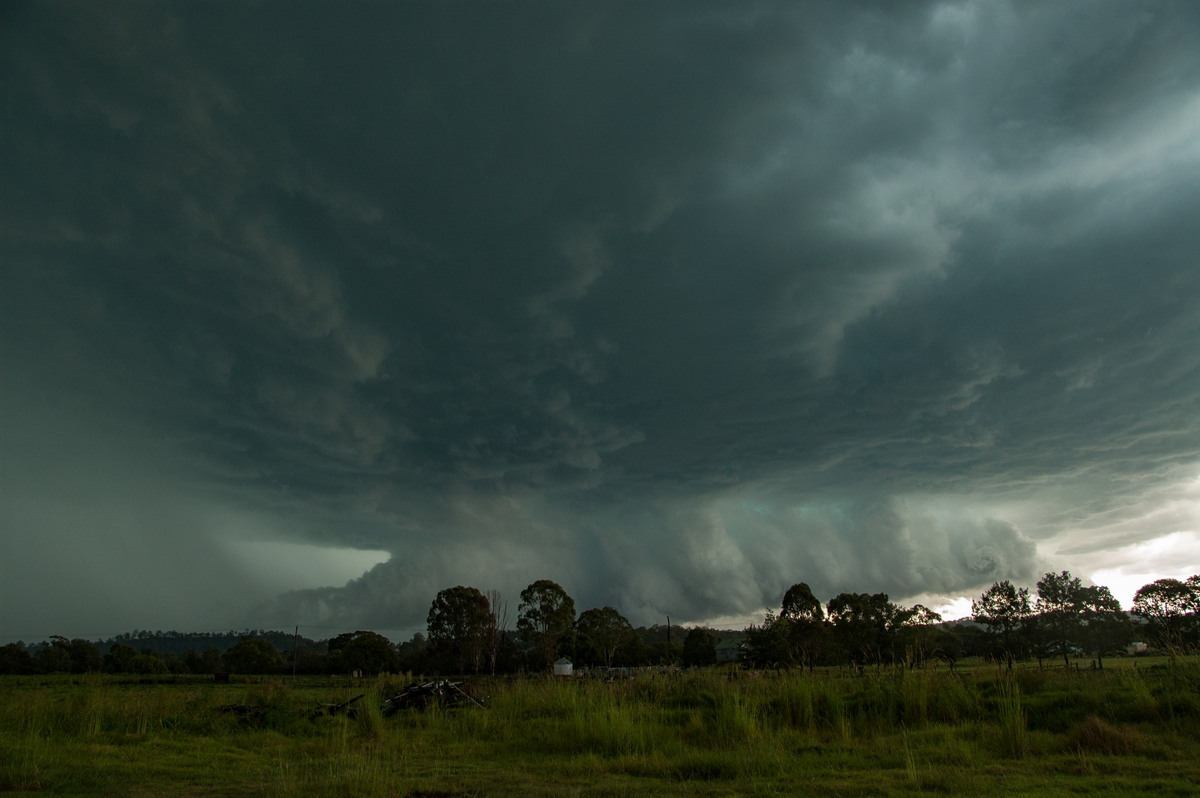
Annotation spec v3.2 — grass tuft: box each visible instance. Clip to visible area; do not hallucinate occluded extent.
[1068,714,1143,755]
[994,678,1027,758]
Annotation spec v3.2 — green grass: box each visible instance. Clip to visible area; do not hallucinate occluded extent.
[2,662,1199,796]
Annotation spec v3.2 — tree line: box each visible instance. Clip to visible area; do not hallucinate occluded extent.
[0,578,696,676]
[971,572,1200,669]
[741,571,1199,672]
[421,579,699,674]
[3,572,1196,676]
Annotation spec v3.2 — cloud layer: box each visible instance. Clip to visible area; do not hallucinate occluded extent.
[4,1,1200,637]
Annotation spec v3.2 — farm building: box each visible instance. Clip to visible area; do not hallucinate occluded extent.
[715,639,740,663]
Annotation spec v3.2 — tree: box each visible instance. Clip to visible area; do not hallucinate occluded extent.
[779,583,826,672]
[575,607,634,668]
[681,627,717,667]
[396,632,431,674]
[781,583,823,622]
[518,579,576,671]
[1075,584,1129,670]
[928,625,964,670]
[826,592,896,669]
[65,638,103,673]
[484,589,510,676]
[617,630,653,667]
[1022,611,1053,668]
[285,645,328,676]
[633,624,683,665]
[0,643,36,675]
[35,640,71,674]
[184,647,224,674]
[892,604,943,669]
[224,636,283,674]
[951,621,991,660]
[1036,571,1085,668]
[1132,576,1200,651]
[328,630,398,674]
[972,580,1032,669]
[104,643,139,673]
[739,614,791,667]
[427,585,491,674]
[128,652,169,674]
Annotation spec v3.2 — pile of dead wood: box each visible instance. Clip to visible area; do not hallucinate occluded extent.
[380,680,486,715]
[217,682,487,723]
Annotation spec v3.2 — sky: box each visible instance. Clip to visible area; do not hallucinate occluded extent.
[4,0,1200,642]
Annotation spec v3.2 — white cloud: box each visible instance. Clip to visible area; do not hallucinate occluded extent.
[1089,530,1200,608]
[223,541,390,593]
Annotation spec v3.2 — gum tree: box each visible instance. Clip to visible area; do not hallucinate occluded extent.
[893,604,943,669]
[972,580,1032,669]
[328,630,398,674]
[518,579,576,671]
[826,592,896,669]
[1036,571,1085,668]
[1132,576,1200,651]
[576,606,634,668]
[224,636,283,674]
[780,582,827,672]
[1075,584,1129,669]
[427,585,491,674]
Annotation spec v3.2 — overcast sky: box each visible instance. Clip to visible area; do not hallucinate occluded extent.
[4,1,1200,642]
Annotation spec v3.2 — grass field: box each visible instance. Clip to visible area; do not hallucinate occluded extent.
[2,658,1198,796]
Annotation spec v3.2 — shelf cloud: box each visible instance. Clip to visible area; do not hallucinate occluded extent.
[4,1,1200,638]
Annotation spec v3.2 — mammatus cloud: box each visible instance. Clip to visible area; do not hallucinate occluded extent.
[4,1,1200,638]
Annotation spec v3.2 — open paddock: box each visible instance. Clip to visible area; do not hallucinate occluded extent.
[2,660,1198,796]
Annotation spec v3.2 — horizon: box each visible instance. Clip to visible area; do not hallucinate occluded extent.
[4,567,1182,648]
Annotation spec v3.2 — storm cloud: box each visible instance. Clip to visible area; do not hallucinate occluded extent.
[4,1,1200,638]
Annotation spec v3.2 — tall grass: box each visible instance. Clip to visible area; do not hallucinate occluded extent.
[1,662,1199,796]
[994,677,1027,757]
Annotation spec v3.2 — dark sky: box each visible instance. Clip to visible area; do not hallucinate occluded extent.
[4,1,1200,640]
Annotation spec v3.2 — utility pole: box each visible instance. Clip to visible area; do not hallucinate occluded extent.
[292,625,300,681]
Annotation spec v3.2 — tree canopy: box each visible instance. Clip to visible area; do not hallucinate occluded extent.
[972,579,1031,668]
[1132,577,1200,650]
[328,630,398,674]
[427,585,492,674]
[576,606,634,668]
[224,636,283,674]
[518,579,576,671]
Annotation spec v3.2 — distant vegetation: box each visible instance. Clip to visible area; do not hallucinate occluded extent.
[2,572,1197,677]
